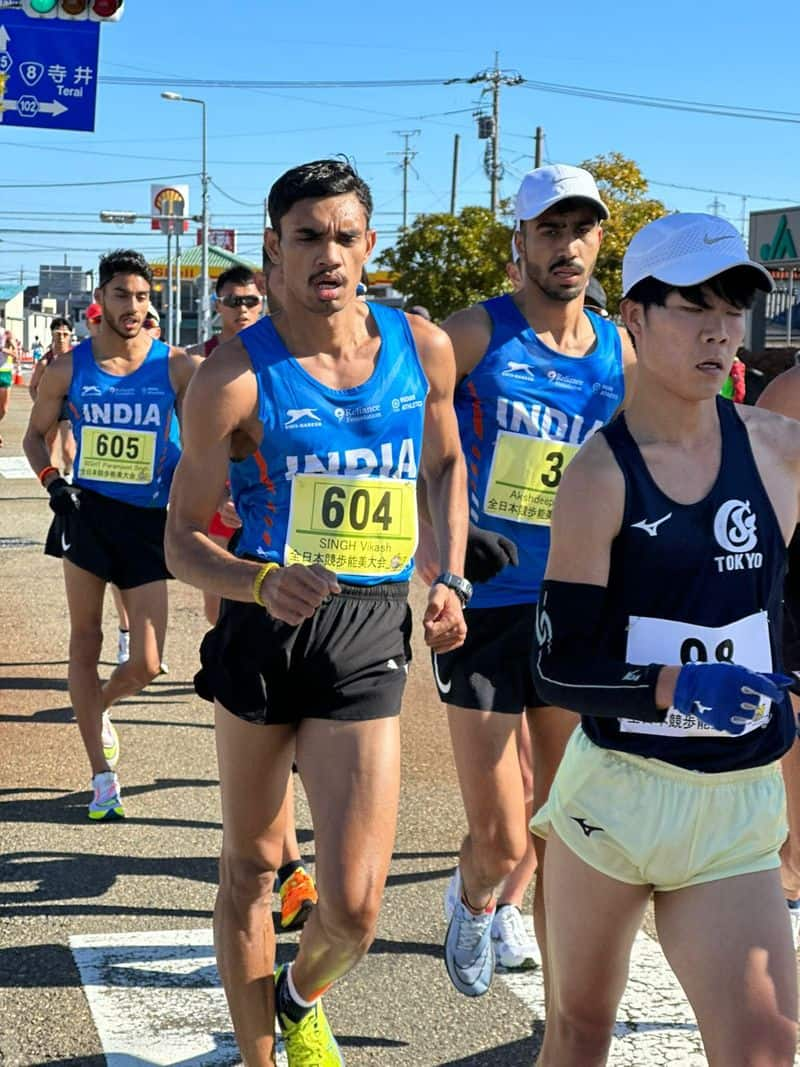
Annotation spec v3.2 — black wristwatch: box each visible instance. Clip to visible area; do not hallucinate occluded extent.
[433,572,473,606]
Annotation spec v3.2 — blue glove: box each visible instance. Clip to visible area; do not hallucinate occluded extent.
[673,662,793,735]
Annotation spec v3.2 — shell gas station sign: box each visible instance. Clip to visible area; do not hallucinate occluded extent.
[150,183,190,234]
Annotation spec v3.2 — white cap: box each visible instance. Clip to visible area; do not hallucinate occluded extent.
[515,164,608,224]
[622,212,774,297]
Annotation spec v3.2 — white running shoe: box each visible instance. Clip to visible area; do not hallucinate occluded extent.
[88,771,125,821]
[787,901,800,950]
[117,629,130,664]
[492,904,541,970]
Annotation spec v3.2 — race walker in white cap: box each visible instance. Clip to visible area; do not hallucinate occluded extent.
[422,163,636,996]
[531,212,798,1064]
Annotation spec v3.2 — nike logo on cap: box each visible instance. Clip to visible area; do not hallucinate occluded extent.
[703,234,736,245]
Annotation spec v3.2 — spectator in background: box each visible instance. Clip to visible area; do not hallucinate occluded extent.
[0,329,16,446]
[28,317,76,478]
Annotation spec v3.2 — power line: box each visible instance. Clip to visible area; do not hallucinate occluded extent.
[0,173,198,190]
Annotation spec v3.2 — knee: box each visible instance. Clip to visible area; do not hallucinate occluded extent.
[70,626,103,667]
[315,887,382,954]
[218,849,278,911]
[546,998,616,1058]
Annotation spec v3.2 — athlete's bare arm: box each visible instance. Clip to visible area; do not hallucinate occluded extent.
[165,339,340,625]
[22,354,73,479]
[618,326,637,407]
[168,348,203,425]
[739,400,800,539]
[409,315,468,652]
[441,304,492,384]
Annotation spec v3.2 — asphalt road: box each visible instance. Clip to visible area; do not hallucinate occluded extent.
[2,385,798,1067]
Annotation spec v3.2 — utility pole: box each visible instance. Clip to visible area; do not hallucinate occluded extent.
[534,126,544,168]
[449,56,523,217]
[709,195,725,217]
[450,134,460,215]
[390,130,420,230]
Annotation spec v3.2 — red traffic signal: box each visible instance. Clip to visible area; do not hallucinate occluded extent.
[21,0,124,19]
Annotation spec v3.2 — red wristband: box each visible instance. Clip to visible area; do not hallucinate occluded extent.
[38,465,59,485]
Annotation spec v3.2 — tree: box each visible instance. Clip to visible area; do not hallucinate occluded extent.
[375,205,513,322]
[580,153,667,312]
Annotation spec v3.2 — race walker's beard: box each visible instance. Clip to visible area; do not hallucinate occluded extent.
[105,313,143,340]
[523,256,588,303]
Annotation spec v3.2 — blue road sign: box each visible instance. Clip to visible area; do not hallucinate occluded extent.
[0,9,99,131]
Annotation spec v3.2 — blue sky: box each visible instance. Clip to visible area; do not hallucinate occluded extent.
[1,0,798,288]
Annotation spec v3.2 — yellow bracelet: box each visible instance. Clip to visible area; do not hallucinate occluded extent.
[252,562,280,608]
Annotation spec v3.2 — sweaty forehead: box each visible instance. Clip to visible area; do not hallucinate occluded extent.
[285,193,368,231]
[107,272,150,295]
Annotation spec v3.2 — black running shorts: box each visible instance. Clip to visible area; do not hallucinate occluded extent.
[431,602,546,713]
[44,487,171,589]
[195,581,412,725]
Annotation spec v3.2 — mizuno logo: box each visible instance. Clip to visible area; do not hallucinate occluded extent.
[432,653,452,695]
[703,234,736,245]
[570,816,604,837]
[632,513,672,537]
[285,408,321,427]
[61,532,71,552]
[693,700,712,717]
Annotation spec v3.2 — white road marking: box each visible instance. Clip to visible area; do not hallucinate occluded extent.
[497,919,707,1065]
[0,456,36,479]
[69,929,287,1066]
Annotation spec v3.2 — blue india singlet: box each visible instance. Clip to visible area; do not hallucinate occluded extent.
[231,303,428,586]
[582,398,794,773]
[455,294,624,608]
[68,338,180,508]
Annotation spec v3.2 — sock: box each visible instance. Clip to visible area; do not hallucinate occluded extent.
[276,963,314,1024]
[787,898,800,910]
[277,859,303,889]
[119,628,129,635]
[461,888,496,916]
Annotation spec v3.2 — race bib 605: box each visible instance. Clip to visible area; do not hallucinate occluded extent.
[79,427,156,484]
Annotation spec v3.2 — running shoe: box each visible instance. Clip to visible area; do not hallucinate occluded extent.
[280,866,318,932]
[444,867,495,997]
[491,904,541,970]
[101,712,119,769]
[158,660,169,675]
[88,771,125,821]
[117,629,130,664]
[275,966,343,1066]
[788,899,800,950]
[443,866,460,921]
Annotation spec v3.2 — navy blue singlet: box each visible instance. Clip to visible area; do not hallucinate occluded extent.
[582,397,794,773]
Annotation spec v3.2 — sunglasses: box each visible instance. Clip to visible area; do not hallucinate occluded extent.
[219,295,261,309]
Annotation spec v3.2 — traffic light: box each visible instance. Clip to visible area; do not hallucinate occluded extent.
[21,0,124,19]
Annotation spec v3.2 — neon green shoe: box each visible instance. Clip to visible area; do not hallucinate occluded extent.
[276,967,343,1066]
[101,713,119,769]
[88,771,125,821]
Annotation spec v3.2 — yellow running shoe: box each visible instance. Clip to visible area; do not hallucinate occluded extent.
[275,967,343,1066]
[280,867,318,932]
[101,713,119,769]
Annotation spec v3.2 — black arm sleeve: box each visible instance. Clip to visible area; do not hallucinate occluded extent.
[533,580,667,722]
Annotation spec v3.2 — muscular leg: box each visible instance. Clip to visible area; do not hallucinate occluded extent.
[63,559,111,775]
[101,580,167,709]
[281,772,302,866]
[110,584,130,634]
[213,701,295,1066]
[527,705,578,987]
[290,716,400,998]
[498,712,537,908]
[537,830,650,1066]
[655,869,798,1065]
[0,386,9,444]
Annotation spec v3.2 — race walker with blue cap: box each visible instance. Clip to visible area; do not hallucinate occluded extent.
[531,212,800,1065]
[423,163,636,997]
[23,249,200,821]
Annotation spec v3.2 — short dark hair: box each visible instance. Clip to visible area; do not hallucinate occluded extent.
[50,316,73,332]
[216,266,256,294]
[625,267,759,312]
[268,159,373,235]
[98,249,152,289]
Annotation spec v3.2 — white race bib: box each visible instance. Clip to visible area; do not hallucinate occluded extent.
[620,611,773,738]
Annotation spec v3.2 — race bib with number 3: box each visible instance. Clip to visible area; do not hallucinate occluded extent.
[79,427,157,484]
[620,610,773,738]
[484,430,577,526]
[285,474,418,578]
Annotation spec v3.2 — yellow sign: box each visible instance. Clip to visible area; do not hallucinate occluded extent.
[80,427,156,484]
[484,431,577,526]
[286,474,417,577]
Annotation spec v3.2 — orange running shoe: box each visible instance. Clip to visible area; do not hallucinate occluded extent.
[280,866,318,932]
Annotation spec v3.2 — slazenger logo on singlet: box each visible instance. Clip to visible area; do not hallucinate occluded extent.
[712,499,763,572]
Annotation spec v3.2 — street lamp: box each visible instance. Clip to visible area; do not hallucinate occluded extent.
[161,91,210,344]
